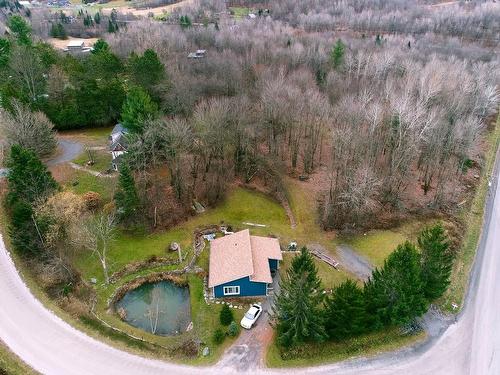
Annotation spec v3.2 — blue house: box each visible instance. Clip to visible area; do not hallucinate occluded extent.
[208,229,282,298]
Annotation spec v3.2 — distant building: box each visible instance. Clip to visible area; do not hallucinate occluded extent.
[188,49,207,59]
[208,229,282,298]
[109,123,128,171]
[64,40,93,53]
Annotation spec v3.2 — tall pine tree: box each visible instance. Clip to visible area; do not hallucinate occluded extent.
[418,224,453,301]
[330,39,345,70]
[6,145,58,206]
[127,49,165,95]
[273,247,326,347]
[120,86,157,134]
[364,242,427,329]
[324,279,367,340]
[114,162,140,223]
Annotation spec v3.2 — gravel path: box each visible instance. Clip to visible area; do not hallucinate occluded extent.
[46,140,83,166]
[336,245,374,280]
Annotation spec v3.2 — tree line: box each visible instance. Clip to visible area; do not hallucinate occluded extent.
[273,223,453,350]
[0,16,166,130]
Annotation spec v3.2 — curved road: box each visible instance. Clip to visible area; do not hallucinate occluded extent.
[0,152,499,374]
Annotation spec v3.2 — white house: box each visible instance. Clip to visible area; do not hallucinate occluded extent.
[109,123,128,171]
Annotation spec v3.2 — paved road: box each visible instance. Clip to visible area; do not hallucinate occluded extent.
[0,153,499,374]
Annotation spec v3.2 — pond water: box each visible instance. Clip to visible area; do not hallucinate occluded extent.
[115,281,191,336]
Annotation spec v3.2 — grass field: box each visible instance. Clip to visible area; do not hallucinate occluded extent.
[340,219,439,268]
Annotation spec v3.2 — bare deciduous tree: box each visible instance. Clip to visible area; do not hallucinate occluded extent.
[0,100,57,158]
[73,214,117,284]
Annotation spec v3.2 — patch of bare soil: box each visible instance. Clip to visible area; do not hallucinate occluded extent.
[101,0,194,17]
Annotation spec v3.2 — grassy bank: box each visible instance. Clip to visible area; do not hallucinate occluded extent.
[0,341,37,375]
[266,328,425,368]
[440,115,500,312]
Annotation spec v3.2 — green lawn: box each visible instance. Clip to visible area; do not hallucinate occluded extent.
[340,219,443,268]
[280,252,350,290]
[229,6,250,18]
[73,150,112,173]
[60,126,112,148]
[64,169,117,202]
[342,229,406,268]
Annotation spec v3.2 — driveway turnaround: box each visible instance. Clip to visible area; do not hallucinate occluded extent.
[0,154,499,374]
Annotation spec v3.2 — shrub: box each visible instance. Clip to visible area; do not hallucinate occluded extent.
[82,191,102,211]
[212,328,225,345]
[220,304,233,326]
[227,321,239,337]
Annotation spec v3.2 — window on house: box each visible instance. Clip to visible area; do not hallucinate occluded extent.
[223,286,240,296]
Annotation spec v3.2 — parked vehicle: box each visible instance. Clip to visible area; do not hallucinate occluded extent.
[240,304,262,329]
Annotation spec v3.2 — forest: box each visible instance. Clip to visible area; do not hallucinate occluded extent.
[2,0,498,231]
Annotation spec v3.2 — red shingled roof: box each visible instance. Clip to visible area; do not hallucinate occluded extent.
[208,229,282,288]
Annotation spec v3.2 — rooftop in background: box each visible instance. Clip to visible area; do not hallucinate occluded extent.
[67,40,85,48]
[208,229,282,287]
[188,49,207,59]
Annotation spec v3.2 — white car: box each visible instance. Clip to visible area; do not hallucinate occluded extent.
[240,304,263,329]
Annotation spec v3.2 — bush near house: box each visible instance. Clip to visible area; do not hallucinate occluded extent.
[220,304,233,326]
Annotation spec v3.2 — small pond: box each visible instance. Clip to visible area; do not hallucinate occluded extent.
[115,281,191,336]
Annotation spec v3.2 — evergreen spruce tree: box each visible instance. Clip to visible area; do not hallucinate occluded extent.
[121,86,157,134]
[50,23,59,38]
[220,304,233,326]
[7,15,32,46]
[91,39,109,54]
[108,20,116,33]
[6,145,58,207]
[364,242,427,329]
[58,23,67,39]
[127,49,165,94]
[330,39,345,70]
[324,279,367,340]
[180,15,192,29]
[114,162,140,222]
[273,247,326,347]
[418,224,453,301]
[94,12,101,25]
[8,200,45,256]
